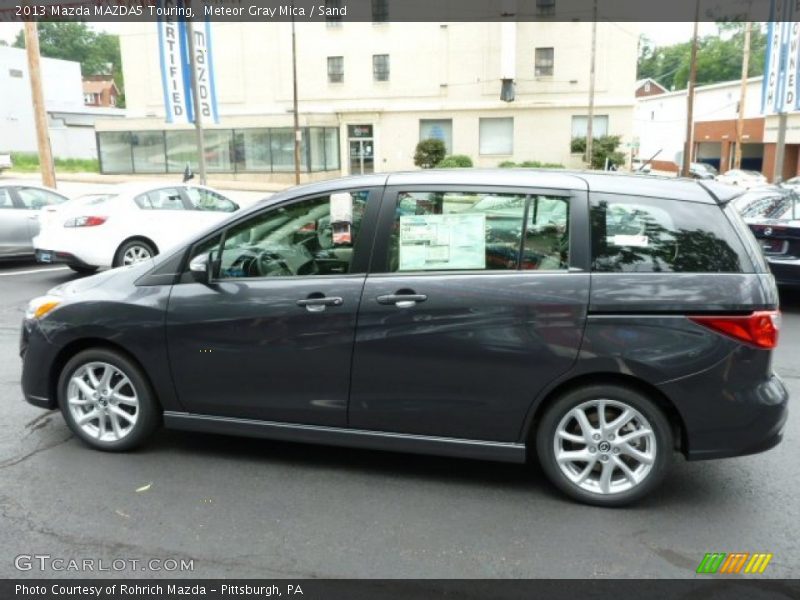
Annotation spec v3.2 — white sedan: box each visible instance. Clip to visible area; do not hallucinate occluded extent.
[715,169,768,188]
[33,182,239,273]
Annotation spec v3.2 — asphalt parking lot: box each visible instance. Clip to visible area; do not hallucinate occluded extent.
[0,263,798,579]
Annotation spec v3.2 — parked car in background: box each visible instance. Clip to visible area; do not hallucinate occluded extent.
[33,183,240,273]
[0,153,12,173]
[734,187,800,287]
[0,181,70,259]
[688,162,718,180]
[20,171,788,507]
[716,169,768,188]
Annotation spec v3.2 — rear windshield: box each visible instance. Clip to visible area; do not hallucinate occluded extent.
[590,194,752,273]
[739,192,800,221]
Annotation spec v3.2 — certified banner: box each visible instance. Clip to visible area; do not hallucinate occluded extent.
[157,0,219,124]
[762,0,800,114]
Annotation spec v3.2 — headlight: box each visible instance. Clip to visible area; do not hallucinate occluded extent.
[25,295,62,320]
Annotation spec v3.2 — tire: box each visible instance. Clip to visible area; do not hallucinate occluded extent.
[68,265,99,275]
[58,348,161,451]
[113,239,157,267]
[536,384,672,507]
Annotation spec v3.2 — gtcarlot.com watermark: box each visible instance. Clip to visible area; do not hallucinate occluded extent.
[14,553,194,573]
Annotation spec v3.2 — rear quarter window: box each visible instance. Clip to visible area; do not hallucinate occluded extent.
[590,194,752,273]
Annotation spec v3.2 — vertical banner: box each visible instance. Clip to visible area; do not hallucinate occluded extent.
[157,0,219,124]
[762,0,800,114]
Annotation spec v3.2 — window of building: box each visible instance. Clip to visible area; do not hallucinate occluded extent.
[328,56,344,83]
[570,115,609,138]
[387,192,570,272]
[373,54,390,82]
[419,119,453,154]
[325,0,342,26]
[218,191,370,278]
[8,68,22,78]
[536,0,556,16]
[644,81,651,92]
[98,131,133,174]
[131,131,166,174]
[534,47,554,77]
[372,0,389,21]
[590,195,749,273]
[479,118,513,155]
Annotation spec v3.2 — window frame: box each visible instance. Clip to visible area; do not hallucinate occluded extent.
[372,54,390,82]
[368,185,589,276]
[180,186,384,283]
[327,56,344,84]
[534,47,554,77]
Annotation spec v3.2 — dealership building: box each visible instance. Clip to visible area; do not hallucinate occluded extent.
[96,20,637,183]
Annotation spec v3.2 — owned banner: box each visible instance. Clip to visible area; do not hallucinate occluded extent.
[156,0,219,124]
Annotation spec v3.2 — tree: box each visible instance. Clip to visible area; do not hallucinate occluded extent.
[571,135,625,169]
[637,23,766,91]
[414,139,446,169]
[437,155,473,168]
[14,22,125,107]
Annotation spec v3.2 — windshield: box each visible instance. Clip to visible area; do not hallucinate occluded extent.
[739,191,800,221]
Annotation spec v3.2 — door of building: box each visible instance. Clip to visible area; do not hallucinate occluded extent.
[348,124,374,174]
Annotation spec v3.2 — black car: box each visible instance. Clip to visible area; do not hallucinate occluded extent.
[20,170,788,506]
[734,187,800,287]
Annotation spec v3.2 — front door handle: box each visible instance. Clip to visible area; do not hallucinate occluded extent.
[376,292,428,308]
[296,296,343,313]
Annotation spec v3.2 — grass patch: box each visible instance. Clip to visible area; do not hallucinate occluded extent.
[9,152,99,173]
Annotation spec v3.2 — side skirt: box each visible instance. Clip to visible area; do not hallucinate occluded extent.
[163,412,528,464]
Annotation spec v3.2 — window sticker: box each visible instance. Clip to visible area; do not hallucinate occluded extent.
[610,234,649,247]
[399,213,486,270]
[330,192,354,224]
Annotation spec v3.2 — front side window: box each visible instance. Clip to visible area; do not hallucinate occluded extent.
[535,47,554,77]
[591,195,750,273]
[185,187,237,212]
[373,54,390,82]
[217,191,369,279]
[134,188,185,210]
[388,191,570,272]
[328,56,344,83]
[16,187,67,209]
[479,118,513,155]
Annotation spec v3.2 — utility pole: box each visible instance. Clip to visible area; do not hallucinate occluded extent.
[23,22,56,188]
[291,2,301,185]
[585,0,598,168]
[185,17,207,185]
[682,2,700,178]
[734,21,752,170]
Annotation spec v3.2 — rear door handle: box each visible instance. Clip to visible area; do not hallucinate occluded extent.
[376,293,428,308]
[296,296,343,312]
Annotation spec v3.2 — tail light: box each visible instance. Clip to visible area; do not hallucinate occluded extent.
[64,216,108,228]
[689,311,781,349]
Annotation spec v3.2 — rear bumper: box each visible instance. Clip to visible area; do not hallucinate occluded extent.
[767,257,800,287]
[35,249,95,269]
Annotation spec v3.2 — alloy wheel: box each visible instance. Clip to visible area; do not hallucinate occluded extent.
[122,245,152,265]
[553,399,656,495]
[66,361,139,442]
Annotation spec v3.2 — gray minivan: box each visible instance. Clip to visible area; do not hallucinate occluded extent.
[20,170,788,506]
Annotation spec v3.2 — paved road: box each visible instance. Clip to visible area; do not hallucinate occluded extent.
[0,263,798,579]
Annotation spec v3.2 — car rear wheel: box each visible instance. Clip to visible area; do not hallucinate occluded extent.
[536,385,672,507]
[114,239,156,267]
[58,348,160,451]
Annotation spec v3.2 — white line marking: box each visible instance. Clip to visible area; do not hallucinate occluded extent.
[0,267,70,277]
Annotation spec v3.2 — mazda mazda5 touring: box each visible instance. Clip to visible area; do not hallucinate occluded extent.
[20,170,789,506]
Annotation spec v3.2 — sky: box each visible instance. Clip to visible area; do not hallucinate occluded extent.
[0,21,721,47]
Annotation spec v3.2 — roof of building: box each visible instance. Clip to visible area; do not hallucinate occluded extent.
[82,77,119,95]
[635,78,668,92]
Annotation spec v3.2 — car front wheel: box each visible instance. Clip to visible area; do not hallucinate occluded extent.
[58,348,160,451]
[536,385,673,507]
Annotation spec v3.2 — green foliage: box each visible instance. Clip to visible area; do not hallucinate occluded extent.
[437,154,473,168]
[570,136,625,169]
[10,152,99,173]
[414,138,447,169]
[637,23,766,91]
[14,22,125,107]
[498,160,565,168]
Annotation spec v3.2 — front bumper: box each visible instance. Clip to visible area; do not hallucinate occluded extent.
[20,319,58,410]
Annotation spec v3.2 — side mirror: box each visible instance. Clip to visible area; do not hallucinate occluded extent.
[189,252,214,284]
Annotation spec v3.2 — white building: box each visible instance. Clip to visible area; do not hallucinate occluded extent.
[0,46,124,160]
[97,21,638,182]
